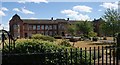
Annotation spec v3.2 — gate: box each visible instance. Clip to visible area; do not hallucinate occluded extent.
[1,29,16,53]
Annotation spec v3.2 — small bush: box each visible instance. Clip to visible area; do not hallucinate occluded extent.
[59,40,71,47]
[92,37,98,41]
[69,37,78,42]
[31,34,55,42]
[3,39,93,65]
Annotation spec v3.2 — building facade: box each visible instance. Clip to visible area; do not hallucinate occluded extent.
[9,14,103,38]
[9,14,79,38]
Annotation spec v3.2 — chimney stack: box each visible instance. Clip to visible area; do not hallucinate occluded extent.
[67,18,69,21]
[51,17,53,21]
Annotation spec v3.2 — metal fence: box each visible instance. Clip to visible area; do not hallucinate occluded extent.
[2,46,120,65]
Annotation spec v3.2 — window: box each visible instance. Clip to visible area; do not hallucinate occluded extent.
[41,25,44,30]
[45,25,49,30]
[41,31,44,35]
[33,25,36,30]
[49,25,52,30]
[53,25,57,30]
[49,31,52,35]
[37,25,40,30]
[13,24,19,29]
[29,25,32,30]
[45,31,48,35]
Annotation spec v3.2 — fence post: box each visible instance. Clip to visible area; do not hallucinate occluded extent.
[80,48,82,64]
[89,47,91,65]
[106,46,108,65]
[65,49,68,65]
[70,48,72,65]
[75,48,77,64]
[116,33,120,65]
[85,47,87,64]
[93,47,96,65]
[98,46,100,65]
[102,46,104,65]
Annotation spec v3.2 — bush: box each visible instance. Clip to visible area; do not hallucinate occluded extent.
[3,39,93,65]
[92,37,98,41]
[31,34,55,42]
[59,40,71,47]
[69,37,78,42]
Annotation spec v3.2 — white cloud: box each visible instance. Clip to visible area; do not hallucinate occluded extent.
[98,9,102,11]
[61,5,92,21]
[61,9,90,21]
[13,8,21,12]
[12,7,35,14]
[73,5,92,12]
[21,8,35,14]
[29,17,39,19]
[1,7,8,11]
[61,9,78,15]
[0,7,9,16]
[18,0,48,3]
[0,23,9,31]
[100,2,118,9]
[0,11,6,16]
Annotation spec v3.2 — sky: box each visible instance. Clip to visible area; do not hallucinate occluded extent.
[0,0,120,31]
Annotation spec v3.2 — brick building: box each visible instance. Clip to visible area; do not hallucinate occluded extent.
[9,14,79,38]
[9,14,103,38]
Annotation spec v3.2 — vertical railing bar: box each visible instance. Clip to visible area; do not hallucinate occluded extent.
[75,48,77,64]
[80,48,82,65]
[94,47,96,65]
[98,46,100,65]
[85,47,87,65]
[116,47,118,65]
[102,46,104,65]
[109,46,111,65]
[65,49,68,65]
[89,47,91,65]
[106,46,108,65]
[70,48,72,65]
[113,47,115,65]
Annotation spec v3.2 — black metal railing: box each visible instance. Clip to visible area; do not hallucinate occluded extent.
[2,46,120,65]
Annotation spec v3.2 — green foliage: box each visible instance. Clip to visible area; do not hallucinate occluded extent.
[88,31,97,37]
[67,24,76,36]
[76,21,93,36]
[31,34,55,42]
[59,39,72,47]
[3,39,93,65]
[101,8,120,36]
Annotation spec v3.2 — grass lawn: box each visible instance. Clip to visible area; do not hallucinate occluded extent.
[56,37,116,49]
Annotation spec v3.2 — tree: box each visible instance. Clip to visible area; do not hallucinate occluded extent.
[101,8,120,37]
[76,21,93,37]
[67,24,76,36]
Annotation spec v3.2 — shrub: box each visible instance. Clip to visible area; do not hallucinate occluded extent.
[3,39,93,65]
[59,40,71,47]
[31,34,55,42]
[92,37,98,41]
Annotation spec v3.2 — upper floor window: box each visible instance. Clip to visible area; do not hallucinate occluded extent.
[53,25,57,30]
[29,25,32,30]
[41,25,44,30]
[49,25,52,30]
[45,25,49,30]
[33,25,36,30]
[37,25,40,30]
[13,24,19,29]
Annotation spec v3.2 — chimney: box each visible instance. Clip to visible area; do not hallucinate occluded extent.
[51,17,53,21]
[67,18,69,21]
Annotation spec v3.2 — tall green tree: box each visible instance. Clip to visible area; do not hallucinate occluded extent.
[67,24,76,36]
[76,21,93,36]
[101,8,120,36]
